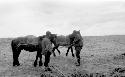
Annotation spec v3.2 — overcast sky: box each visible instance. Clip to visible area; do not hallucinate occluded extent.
[0,0,125,37]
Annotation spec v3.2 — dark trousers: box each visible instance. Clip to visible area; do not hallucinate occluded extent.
[44,51,51,67]
[75,46,82,64]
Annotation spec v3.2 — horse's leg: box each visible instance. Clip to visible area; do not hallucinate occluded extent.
[66,46,71,56]
[34,51,39,67]
[44,51,51,71]
[12,46,17,66]
[39,53,43,66]
[52,47,56,57]
[71,46,74,57]
[12,50,17,66]
[11,41,19,66]
[13,49,21,66]
[53,45,61,56]
[56,46,61,55]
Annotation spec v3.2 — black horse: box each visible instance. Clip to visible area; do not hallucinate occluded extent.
[11,34,57,67]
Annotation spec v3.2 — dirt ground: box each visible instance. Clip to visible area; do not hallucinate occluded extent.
[0,35,125,77]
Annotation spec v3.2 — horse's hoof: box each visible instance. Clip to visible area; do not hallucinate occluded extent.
[76,64,80,66]
[53,54,56,57]
[72,54,75,57]
[34,64,37,67]
[13,64,17,66]
[75,62,80,66]
[13,64,20,67]
[13,63,16,66]
[17,63,20,66]
[45,67,52,71]
[34,62,37,67]
[66,53,68,56]
[59,52,61,55]
[13,62,20,66]
[39,62,43,66]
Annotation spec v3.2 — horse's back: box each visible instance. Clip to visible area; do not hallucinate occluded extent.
[57,35,70,46]
[12,36,38,45]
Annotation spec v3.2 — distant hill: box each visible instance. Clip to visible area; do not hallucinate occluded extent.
[0,35,125,45]
[24,35,37,38]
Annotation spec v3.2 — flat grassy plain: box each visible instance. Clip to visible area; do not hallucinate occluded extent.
[0,35,125,76]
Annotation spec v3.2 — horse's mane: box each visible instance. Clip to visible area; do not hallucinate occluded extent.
[50,34,57,38]
[38,35,45,41]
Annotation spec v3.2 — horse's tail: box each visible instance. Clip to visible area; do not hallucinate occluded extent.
[11,39,20,53]
[11,40,16,53]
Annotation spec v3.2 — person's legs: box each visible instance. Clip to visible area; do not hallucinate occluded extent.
[44,51,51,71]
[39,53,43,66]
[76,50,80,66]
[34,51,41,67]
[75,46,82,66]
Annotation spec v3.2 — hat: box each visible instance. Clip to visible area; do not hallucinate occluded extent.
[46,31,51,35]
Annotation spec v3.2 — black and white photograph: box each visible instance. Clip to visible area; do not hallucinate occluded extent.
[0,0,125,76]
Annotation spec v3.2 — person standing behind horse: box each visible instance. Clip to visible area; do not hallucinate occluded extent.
[41,31,52,71]
[41,36,53,71]
[45,31,59,57]
[45,31,52,39]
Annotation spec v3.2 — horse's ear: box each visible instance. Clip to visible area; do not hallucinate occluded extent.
[54,34,57,37]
